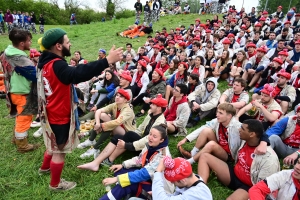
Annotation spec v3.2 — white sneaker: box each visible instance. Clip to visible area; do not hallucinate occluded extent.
[33,127,43,138]
[94,149,100,159]
[31,121,41,128]
[77,139,96,149]
[249,87,256,93]
[80,148,97,159]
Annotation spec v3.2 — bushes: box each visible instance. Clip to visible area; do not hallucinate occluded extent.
[115,9,135,19]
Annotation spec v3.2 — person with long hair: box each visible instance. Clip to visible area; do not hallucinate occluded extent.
[69,57,78,67]
[131,59,150,98]
[165,62,188,102]
[164,59,179,80]
[87,69,120,110]
[228,50,247,86]
[155,55,169,73]
[212,50,232,80]
[188,56,205,83]
[98,124,170,200]
[204,49,216,78]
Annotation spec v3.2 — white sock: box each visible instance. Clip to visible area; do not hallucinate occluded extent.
[188,157,195,164]
[191,147,199,157]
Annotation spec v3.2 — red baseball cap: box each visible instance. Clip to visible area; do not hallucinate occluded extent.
[150,94,168,107]
[120,70,132,82]
[117,89,131,101]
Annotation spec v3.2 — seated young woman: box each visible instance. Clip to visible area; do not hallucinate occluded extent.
[98,124,170,200]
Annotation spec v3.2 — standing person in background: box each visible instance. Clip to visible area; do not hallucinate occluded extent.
[30,12,36,34]
[36,28,123,191]
[70,12,77,25]
[0,10,4,34]
[1,29,40,152]
[143,1,151,25]
[12,10,19,28]
[134,0,143,24]
[39,14,45,34]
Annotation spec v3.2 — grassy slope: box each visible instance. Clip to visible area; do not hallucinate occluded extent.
[0,14,232,199]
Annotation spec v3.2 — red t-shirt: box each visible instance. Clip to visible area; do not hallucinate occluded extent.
[192,66,200,75]
[43,59,71,124]
[231,93,240,103]
[293,77,300,88]
[283,124,300,148]
[218,124,231,156]
[234,143,256,187]
[116,109,125,130]
[135,72,143,88]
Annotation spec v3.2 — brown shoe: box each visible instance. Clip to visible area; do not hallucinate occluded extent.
[15,137,40,153]
[178,146,192,159]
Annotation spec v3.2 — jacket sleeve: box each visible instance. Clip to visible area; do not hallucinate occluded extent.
[137,73,150,96]
[118,167,151,187]
[102,107,134,132]
[265,117,288,137]
[105,83,117,93]
[168,74,175,87]
[249,180,271,200]
[53,58,109,85]
[186,119,217,142]
[173,103,190,128]
[200,90,221,111]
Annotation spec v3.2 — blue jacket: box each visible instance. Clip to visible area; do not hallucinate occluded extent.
[266,117,288,137]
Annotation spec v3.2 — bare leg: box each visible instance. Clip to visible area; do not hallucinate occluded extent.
[197,152,230,184]
[77,142,117,171]
[194,140,228,162]
[167,122,176,134]
[242,71,248,80]
[165,85,173,102]
[280,101,289,114]
[108,148,126,162]
[248,72,261,87]
[194,127,217,149]
[226,189,249,200]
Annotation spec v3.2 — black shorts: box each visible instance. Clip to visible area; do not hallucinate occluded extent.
[227,164,251,192]
[50,123,70,145]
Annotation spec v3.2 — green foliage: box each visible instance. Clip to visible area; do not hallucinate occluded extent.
[106,0,115,17]
[258,0,300,13]
[115,9,135,19]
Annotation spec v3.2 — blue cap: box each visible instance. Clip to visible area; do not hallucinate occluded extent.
[99,49,106,54]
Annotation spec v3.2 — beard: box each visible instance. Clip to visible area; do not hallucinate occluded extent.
[62,45,71,57]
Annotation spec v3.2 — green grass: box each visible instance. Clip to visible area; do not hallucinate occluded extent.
[0,14,231,199]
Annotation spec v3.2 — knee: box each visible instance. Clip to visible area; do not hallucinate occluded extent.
[204,141,218,151]
[198,152,210,162]
[269,135,281,145]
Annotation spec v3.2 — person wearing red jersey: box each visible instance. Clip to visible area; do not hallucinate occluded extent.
[198,119,279,200]
[219,78,249,111]
[36,28,123,191]
[236,84,282,130]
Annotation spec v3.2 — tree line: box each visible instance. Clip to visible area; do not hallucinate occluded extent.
[0,0,135,25]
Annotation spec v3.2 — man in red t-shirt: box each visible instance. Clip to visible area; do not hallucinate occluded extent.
[37,28,123,191]
[198,119,279,200]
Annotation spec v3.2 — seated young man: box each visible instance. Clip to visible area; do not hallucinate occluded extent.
[236,84,282,130]
[77,94,168,171]
[252,69,296,114]
[178,103,268,164]
[151,157,213,200]
[186,77,220,128]
[77,89,136,159]
[164,83,191,136]
[198,119,280,200]
[249,152,300,200]
[219,78,249,111]
[265,106,300,158]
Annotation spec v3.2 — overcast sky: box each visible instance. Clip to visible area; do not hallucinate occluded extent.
[57,0,258,13]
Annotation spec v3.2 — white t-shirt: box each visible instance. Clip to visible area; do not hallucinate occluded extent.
[13,14,19,23]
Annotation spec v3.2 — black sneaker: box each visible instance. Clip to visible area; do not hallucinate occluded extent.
[135,112,145,117]
[186,119,198,128]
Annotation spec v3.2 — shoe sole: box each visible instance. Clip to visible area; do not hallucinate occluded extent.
[33,133,43,138]
[49,183,77,192]
[31,124,41,128]
[38,169,50,175]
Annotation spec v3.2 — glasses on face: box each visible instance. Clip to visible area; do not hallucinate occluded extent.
[173,88,180,93]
